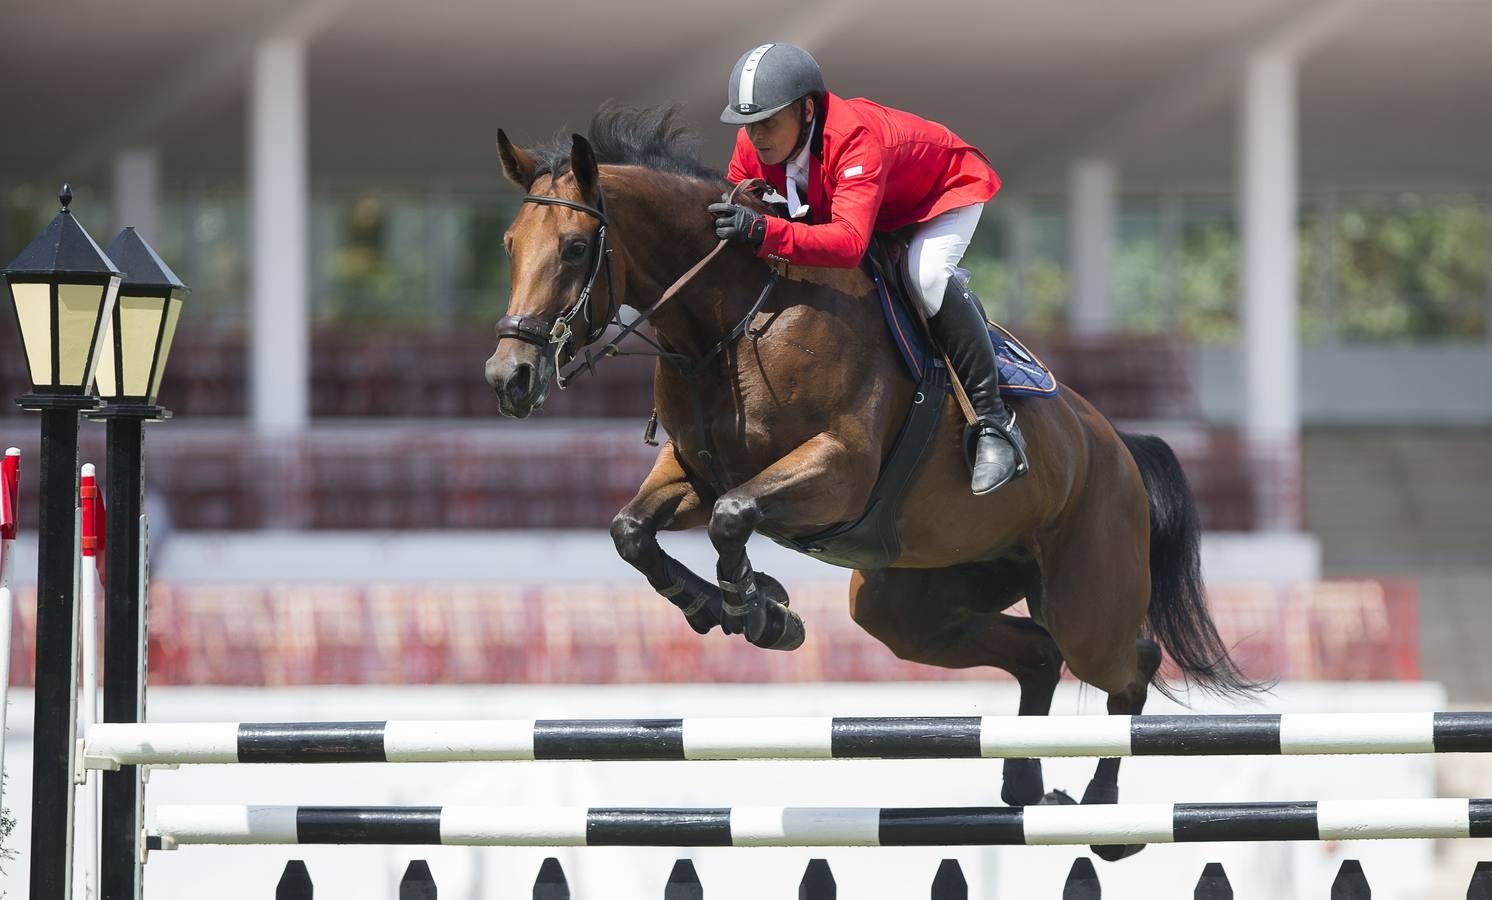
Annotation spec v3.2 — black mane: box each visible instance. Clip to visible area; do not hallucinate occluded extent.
[531,101,723,184]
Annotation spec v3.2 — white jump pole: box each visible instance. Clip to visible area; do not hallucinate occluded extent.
[0,448,19,815]
[76,464,101,900]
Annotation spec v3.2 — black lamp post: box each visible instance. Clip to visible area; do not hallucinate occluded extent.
[2,185,120,900]
[91,226,185,900]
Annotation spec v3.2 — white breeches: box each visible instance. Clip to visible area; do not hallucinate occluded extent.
[902,202,984,316]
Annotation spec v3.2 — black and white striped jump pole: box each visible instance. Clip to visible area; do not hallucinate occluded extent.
[146,799,1492,850]
[84,712,1492,767]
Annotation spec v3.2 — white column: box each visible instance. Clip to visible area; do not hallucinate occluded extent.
[1239,49,1301,530]
[249,37,310,432]
[1068,158,1117,336]
[1239,50,1299,440]
[111,148,160,241]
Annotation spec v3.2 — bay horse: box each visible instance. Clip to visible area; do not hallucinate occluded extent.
[485,104,1259,860]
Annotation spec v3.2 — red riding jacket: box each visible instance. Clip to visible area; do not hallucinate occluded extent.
[726,90,1001,269]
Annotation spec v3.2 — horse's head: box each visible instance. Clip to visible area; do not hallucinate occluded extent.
[486,129,620,418]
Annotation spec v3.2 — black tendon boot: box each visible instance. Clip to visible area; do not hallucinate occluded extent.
[927,273,1029,494]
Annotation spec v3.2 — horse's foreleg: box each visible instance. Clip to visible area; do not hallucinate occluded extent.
[708,433,870,651]
[611,442,721,634]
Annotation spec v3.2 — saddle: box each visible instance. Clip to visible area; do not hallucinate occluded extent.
[872,235,1060,399]
[760,233,1058,570]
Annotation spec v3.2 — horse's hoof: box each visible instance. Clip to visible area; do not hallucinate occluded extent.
[772,607,806,650]
[1081,779,1119,806]
[747,600,805,651]
[1081,778,1142,859]
[1091,843,1145,862]
[1037,790,1077,806]
[1000,759,1045,807]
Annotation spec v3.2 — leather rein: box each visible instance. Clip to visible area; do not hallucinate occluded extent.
[495,179,777,391]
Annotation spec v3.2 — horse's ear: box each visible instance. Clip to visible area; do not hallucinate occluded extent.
[497,129,537,189]
[570,133,600,204]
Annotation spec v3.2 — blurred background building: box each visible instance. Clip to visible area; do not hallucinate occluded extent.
[1,0,1490,897]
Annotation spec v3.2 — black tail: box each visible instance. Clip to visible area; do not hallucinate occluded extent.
[1120,432,1267,701]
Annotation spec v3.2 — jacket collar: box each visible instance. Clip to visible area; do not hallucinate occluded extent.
[810,91,829,156]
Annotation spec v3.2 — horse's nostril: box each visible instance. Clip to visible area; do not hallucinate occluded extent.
[509,363,533,403]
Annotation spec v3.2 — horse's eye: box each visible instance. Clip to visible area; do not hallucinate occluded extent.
[562,239,589,262]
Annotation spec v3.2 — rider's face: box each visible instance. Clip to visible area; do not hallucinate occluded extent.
[746,99,812,167]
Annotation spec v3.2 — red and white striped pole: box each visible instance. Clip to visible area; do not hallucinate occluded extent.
[0,447,20,814]
[78,463,105,900]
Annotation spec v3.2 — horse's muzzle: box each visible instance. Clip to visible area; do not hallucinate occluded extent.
[485,349,552,418]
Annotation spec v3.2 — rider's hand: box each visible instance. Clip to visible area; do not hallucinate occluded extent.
[708,202,766,249]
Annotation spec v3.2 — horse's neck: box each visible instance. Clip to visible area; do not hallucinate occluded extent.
[609,170,879,366]
[609,173,758,359]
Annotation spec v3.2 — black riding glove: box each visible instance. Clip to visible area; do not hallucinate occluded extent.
[708,202,767,248]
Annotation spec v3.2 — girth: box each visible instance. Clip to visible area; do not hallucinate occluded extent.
[762,352,948,570]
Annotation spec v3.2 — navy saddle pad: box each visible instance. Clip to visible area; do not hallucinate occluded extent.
[869,263,1059,398]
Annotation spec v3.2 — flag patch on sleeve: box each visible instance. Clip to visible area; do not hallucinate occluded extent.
[842,165,863,178]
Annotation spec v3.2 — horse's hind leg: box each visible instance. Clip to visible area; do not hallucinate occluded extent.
[1041,541,1160,860]
[1081,637,1162,861]
[1084,638,1163,804]
[847,564,1066,806]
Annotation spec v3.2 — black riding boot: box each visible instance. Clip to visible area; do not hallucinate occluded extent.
[927,272,1029,494]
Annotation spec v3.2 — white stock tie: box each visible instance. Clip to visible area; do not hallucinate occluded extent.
[785,145,811,219]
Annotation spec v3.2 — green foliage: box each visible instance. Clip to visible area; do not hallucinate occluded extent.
[1333,196,1488,339]
[315,191,432,326]
[7,182,1483,343]
[959,255,1011,323]
[0,776,14,890]
[1113,235,1170,333]
[1174,219,1241,342]
[457,203,514,322]
[171,189,248,327]
[965,192,1489,344]
[1023,257,1072,332]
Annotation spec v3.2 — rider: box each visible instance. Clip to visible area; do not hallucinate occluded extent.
[708,42,1027,495]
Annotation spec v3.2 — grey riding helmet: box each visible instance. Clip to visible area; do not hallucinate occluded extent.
[720,43,825,125]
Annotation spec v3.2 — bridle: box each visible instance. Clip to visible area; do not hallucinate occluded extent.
[493,176,787,493]
[493,190,619,386]
[494,178,773,390]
